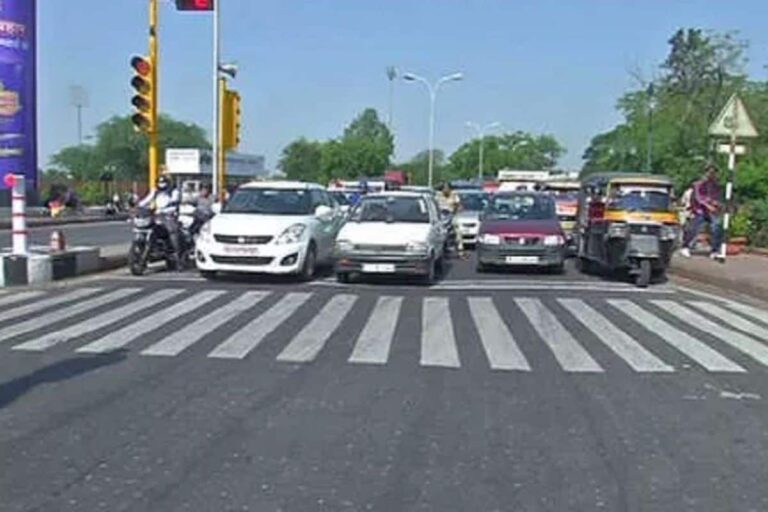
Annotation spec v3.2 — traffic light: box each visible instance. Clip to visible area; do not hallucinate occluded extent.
[222,89,241,150]
[130,55,154,133]
[175,0,214,11]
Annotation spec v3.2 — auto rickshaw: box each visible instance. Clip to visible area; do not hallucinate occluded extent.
[574,173,680,287]
[543,178,580,252]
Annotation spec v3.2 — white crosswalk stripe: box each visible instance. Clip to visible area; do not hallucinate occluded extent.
[725,302,768,328]
[652,300,768,367]
[0,288,141,343]
[468,297,530,371]
[688,301,768,341]
[349,296,402,365]
[141,292,269,357]
[276,294,357,363]
[77,290,226,354]
[208,293,312,360]
[608,299,745,372]
[558,299,673,373]
[13,289,184,352]
[0,287,101,324]
[515,298,603,372]
[0,290,45,308]
[421,297,461,368]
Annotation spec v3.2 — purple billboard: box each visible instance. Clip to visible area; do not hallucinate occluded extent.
[0,0,36,191]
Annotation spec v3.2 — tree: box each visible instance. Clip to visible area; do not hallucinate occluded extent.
[278,138,323,181]
[395,149,446,185]
[448,131,565,179]
[48,115,210,182]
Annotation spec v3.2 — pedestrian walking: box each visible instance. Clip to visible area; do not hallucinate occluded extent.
[680,164,723,260]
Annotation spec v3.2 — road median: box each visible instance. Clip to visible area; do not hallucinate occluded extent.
[670,253,768,302]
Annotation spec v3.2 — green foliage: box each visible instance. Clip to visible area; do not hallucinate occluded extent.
[279,108,394,183]
[730,210,752,238]
[746,199,768,247]
[449,132,565,180]
[394,149,446,186]
[48,115,210,183]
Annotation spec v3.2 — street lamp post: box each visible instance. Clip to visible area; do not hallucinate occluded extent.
[466,121,501,181]
[403,72,463,188]
[646,83,655,172]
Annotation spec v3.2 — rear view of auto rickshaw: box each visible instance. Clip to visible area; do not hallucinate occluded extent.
[574,173,680,287]
[543,177,580,252]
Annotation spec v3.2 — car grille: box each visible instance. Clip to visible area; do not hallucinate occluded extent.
[629,224,661,236]
[630,234,659,254]
[210,255,274,266]
[353,244,408,252]
[461,222,477,228]
[502,236,541,246]
[214,234,273,245]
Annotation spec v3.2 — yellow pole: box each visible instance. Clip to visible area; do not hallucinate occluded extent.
[148,0,159,190]
[217,76,227,202]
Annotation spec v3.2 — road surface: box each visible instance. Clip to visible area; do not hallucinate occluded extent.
[0,259,766,511]
[0,220,131,249]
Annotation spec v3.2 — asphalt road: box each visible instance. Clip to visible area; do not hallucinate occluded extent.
[0,220,131,249]
[1,258,767,511]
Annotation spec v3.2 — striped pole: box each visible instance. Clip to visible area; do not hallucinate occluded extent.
[4,173,28,255]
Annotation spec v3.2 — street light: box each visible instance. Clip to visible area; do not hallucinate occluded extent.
[403,71,464,188]
[466,121,501,181]
[646,83,655,172]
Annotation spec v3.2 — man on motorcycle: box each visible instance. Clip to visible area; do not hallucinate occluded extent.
[189,184,215,236]
[436,183,466,259]
[139,175,182,267]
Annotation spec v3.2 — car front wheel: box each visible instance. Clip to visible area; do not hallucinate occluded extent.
[299,243,317,282]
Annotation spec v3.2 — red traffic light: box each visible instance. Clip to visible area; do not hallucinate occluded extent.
[130,56,151,76]
[175,0,213,10]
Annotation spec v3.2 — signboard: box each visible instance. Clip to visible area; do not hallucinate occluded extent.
[717,143,746,156]
[708,94,758,138]
[166,148,201,175]
[0,0,37,191]
[497,169,550,182]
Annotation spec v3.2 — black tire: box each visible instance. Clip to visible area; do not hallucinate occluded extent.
[476,260,487,273]
[336,272,350,284]
[550,263,565,275]
[199,270,217,280]
[635,259,652,288]
[129,241,148,276]
[577,257,593,275]
[299,244,317,282]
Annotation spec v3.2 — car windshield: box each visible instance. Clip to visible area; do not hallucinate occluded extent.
[485,194,556,220]
[549,189,579,201]
[330,191,351,206]
[350,196,430,223]
[223,188,313,215]
[607,185,671,212]
[458,193,488,211]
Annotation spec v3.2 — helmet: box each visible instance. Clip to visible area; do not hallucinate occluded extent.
[157,175,170,192]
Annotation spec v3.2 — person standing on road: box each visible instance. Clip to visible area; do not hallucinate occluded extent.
[680,164,723,260]
[139,175,182,267]
[436,183,467,259]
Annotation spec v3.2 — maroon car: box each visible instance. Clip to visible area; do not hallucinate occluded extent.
[476,192,566,273]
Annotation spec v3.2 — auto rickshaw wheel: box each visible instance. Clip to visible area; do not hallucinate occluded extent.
[635,259,652,288]
[577,257,594,275]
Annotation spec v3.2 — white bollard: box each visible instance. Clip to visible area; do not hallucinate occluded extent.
[4,173,28,255]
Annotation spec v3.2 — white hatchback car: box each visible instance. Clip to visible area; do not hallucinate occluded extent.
[196,181,344,280]
[334,191,447,284]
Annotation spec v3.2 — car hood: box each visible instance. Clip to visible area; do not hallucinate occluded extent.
[480,219,562,236]
[339,222,432,244]
[455,211,481,222]
[210,213,312,236]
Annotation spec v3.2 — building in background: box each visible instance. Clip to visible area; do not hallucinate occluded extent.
[165,148,267,197]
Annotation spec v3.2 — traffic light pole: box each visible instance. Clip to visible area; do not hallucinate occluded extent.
[218,76,227,201]
[148,0,159,189]
[211,0,220,199]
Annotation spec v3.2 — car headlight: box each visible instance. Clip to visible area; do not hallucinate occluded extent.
[661,224,679,241]
[608,223,629,238]
[543,235,564,246]
[406,241,429,254]
[275,223,307,245]
[335,239,354,253]
[480,234,501,245]
[198,221,213,243]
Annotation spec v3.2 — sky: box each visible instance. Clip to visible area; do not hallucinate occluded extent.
[38,0,768,172]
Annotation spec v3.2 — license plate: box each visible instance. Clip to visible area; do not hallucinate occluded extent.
[361,263,396,273]
[223,245,260,255]
[505,256,539,264]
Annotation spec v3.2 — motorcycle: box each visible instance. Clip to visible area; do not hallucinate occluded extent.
[440,209,456,255]
[129,207,194,276]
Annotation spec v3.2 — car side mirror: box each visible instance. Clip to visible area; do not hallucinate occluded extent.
[315,205,333,218]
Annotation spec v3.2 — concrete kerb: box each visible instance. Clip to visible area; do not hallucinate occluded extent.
[669,263,768,303]
[0,246,114,287]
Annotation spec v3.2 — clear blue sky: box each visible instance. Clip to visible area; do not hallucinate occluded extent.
[38,0,768,172]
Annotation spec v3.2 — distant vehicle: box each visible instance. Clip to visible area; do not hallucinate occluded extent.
[334,191,447,284]
[497,169,550,192]
[454,190,489,247]
[448,179,482,190]
[543,178,580,251]
[328,190,352,212]
[400,185,434,195]
[476,192,566,273]
[195,181,345,280]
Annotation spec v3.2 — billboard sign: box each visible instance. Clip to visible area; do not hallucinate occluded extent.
[0,0,36,191]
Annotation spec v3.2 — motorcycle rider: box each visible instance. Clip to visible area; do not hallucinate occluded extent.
[189,184,215,236]
[436,183,466,259]
[139,175,182,267]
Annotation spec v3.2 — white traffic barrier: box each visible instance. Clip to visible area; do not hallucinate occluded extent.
[4,173,27,255]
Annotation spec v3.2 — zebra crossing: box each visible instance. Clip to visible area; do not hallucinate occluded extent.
[1,285,768,374]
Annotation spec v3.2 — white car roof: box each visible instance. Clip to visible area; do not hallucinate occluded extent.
[365,191,430,199]
[239,180,323,190]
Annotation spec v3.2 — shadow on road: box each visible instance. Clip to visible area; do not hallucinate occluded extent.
[0,351,127,409]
